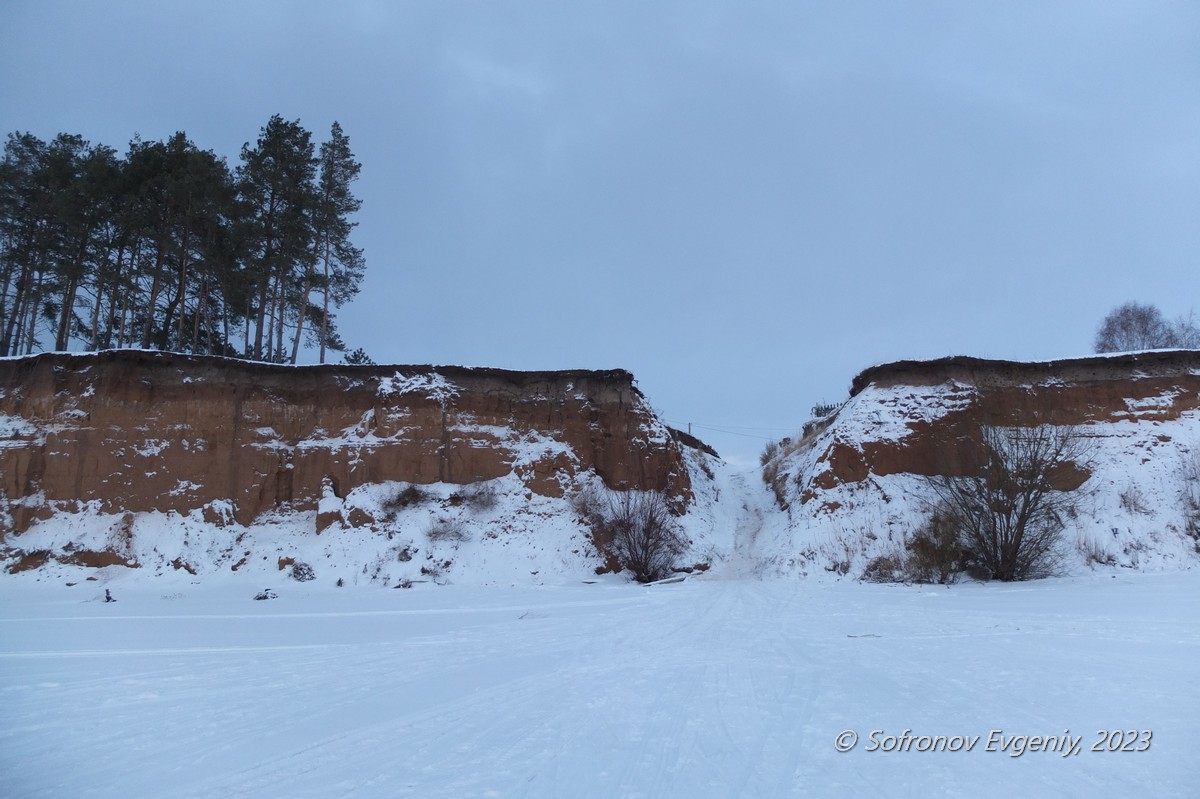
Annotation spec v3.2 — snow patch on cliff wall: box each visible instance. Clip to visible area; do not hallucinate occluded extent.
[763,377,1200,579]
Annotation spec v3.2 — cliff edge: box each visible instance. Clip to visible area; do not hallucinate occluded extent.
[0,350,711,582]
[760,350,1200,576]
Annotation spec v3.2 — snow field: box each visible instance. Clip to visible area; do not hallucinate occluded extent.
[2,571,1197,798]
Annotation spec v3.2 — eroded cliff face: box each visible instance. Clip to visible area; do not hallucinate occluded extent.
[0,351,692,535]
[765,352,1200,574]
[815,352,1200,493]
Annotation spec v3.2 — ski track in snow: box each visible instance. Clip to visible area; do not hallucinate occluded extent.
[1,572,1198,798]
[2,444,1199,796]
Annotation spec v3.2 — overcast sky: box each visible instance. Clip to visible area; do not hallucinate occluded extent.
[2,1,1197,461]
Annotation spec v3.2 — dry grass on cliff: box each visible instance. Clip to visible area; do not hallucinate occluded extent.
[1181,452,1200,549]
[759,408,841,510]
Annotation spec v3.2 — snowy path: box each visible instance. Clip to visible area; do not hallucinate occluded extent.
[2,573,1198,797]
[723,472,768,578]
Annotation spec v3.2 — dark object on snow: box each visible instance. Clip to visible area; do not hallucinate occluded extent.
[666,426,719,459]
[104,589,115,603]
[253,588,277,600]
[290,561,316,582]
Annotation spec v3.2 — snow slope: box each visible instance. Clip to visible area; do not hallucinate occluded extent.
[2,572,1196,798]
[3,452,743,588]
[761,370,1200,579]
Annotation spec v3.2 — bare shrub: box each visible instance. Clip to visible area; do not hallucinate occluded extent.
[760,440,779,467]
[381,484,429,519]
[758,441,791,510]
[905,511,964,584]
[419,562,449,583]
[1118,483,1151,516]
[426,518,469,543]
[290,561,316,582]
[578,489,689,583]
[570,486,606,530]
[457,482,498,512]
[861,554,904,583]
[766,466,789,509]
[1181,452,1200,545]
[927,425,1092,582]
[760,422,852,510]
[1077,537,1116,567]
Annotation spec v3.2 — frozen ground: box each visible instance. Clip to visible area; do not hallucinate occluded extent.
[2,571,1197,798]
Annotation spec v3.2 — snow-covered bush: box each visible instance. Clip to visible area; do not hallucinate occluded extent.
[290,561,316,582]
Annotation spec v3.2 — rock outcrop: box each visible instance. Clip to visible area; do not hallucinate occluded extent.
[0,350,693,534]
[825,351,1200,490]
[764,351,1200,574]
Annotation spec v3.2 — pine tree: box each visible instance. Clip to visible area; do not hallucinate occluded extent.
[237,116,317,362]
[302,121,364,365]
[0,118,367,360]
[50,139,121,351]
[0,132,49,355]
[0,133,114,355]
[120,133,238,352]
[343,346,374,365]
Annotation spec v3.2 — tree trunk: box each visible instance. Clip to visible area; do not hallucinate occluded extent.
[289,257,313,364]
[319,237,331,364]
[253,273,270,360]
[2,249,36,356]
[24,269,45,354]
[140,242,168,349]
[55,275,79,351]
[175,207,193,348]
[274,273,285,362]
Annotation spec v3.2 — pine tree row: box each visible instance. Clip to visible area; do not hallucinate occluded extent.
[0,115,365,363]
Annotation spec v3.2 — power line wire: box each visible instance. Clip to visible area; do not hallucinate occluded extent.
[667,421,781,440]
[663,418,797,434]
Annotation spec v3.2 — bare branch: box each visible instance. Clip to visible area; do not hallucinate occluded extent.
[927,425,1092,581]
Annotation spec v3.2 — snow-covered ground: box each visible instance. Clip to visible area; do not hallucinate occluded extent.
[2,570,1197,798]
